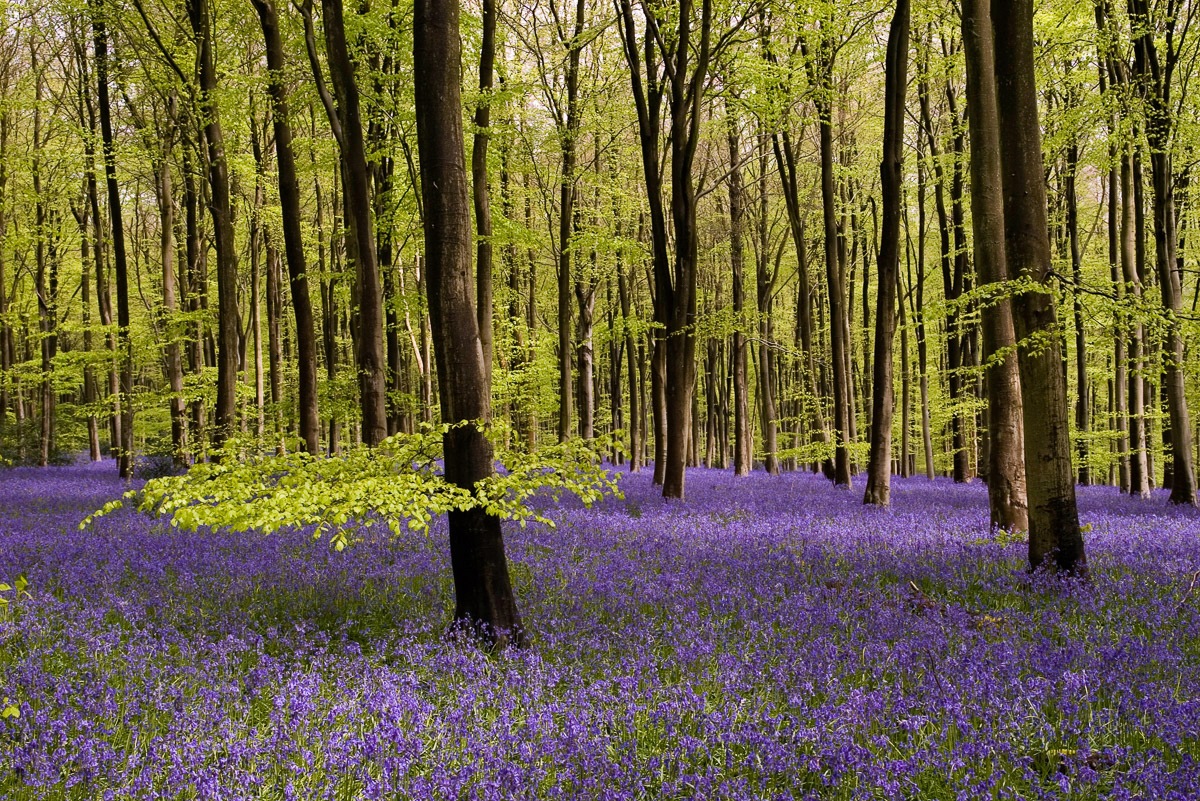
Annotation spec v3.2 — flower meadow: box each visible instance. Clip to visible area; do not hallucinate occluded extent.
[1,462,1199,800]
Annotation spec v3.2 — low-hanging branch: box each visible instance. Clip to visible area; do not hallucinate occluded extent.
[83,424,622,551]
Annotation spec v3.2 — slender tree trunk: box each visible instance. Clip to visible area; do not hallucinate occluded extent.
[94,4,134,476]
[156,133,188,466]
[618,257,641,471]
[473,0,496,386]
[816,89,853,487]
[728,117,752,476]
[773,131,834,476]
[756,139,779,475]
[863,0,909,506]
[1127,0,1195,505]
[555,0,587,443]
[187,0,240,451]
[0,79,8,440]
[182,132,205,457]
[253,0,321,454]
[320,0,388,446]
[1096,9,1130,490]
[33,61,54,467]
[1064,141,1090,485]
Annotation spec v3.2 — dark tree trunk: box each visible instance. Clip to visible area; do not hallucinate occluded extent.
[0,76,8,441]
[727,116,752,476]
[773,131,834,476]
[616,0,713,499]
[555,0,587,443]
[913,150,935,478]
[187,0,240,451]
[181,132,206,456]
[93,3,134,476]
[252,0,321,454]
[988,0,1086,574]
[1095,4,1130,490]
[863,0,909,506]
[818,100,852,487]
[618,255,641,471]
[473,0,496,386]
[319,0,388,447]
[756,139,780,476]
[155,129,188,466]
[414,0,522,645]
[962,0,1028,530]
[32,63,54,467]
[1127,0,1196,504]
[1064,140,1090,485]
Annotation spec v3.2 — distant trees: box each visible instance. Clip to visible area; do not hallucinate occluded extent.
[4,0,1200,561]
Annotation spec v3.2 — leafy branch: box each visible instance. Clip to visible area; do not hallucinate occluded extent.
[82,424,622,549]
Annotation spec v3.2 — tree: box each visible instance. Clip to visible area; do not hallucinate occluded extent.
[185,0,240,451]
[92,0,134,477]
[863,0,909,506]
[414,0,523,643]
[984,0,1086,574]
[961,0,1027,531]
[1125,0,1196,505]
[251,0,321,454]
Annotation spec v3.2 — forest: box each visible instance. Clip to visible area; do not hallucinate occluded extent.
[1,0,1200,797]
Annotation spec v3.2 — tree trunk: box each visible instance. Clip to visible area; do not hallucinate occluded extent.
[756,139,780,475]
[32,62,54,467]
[182,131,206,457]
[555,0,587,443]
[863,0,909,506]
[1127,0,1195,504]
[187,0,240,451]
[253,0,321,454]
[156,133,188,466]
[988,0,1086,574]
[473,0,496,386]
[962,0,1028,530]
[816,85,853,487]
[728,117,752,476]
[94,4,134,476]
[1064,140,1090,485]
[618,257,641,471]
[773,131,834,476]
[321,0,388,447]
[414,0,522,645]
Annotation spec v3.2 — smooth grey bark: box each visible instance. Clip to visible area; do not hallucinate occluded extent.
[962,0,1028,530]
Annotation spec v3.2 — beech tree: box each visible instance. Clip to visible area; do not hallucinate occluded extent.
[961,0,1027,531]
[981,0,1086,573]
[863,0,909,506]
[414,0,523,642]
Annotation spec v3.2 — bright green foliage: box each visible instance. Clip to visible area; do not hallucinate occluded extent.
[83,424,621,548]
[0,575,28,719]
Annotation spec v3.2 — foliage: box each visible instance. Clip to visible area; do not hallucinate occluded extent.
[0,574,27,721]
[83,424,622,549]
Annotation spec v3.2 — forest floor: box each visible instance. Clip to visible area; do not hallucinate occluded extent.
[0,460,1198,799]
